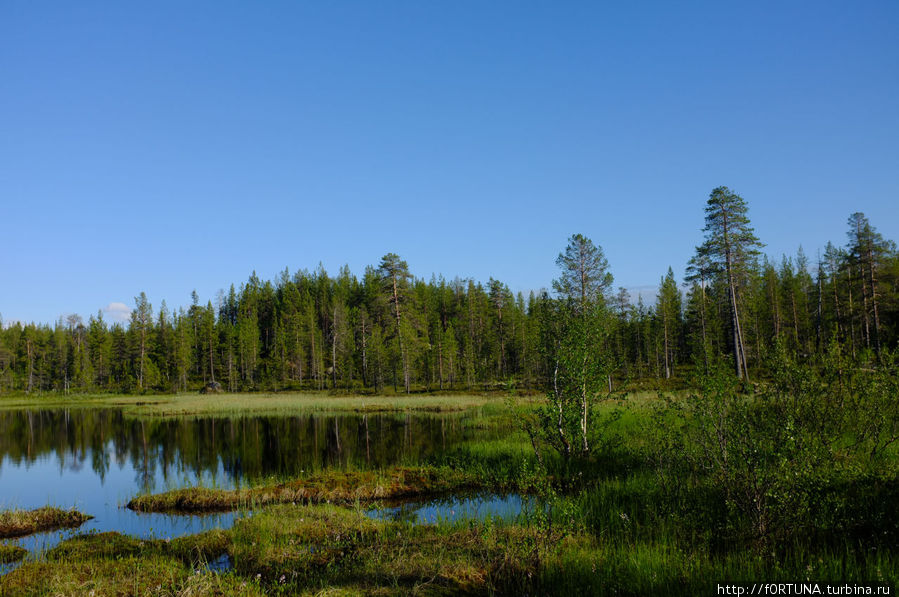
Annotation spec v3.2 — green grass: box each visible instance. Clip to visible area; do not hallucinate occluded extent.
[0,507,93,539]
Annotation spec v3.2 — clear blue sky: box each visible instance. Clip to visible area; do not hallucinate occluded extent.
[2,1,897,325]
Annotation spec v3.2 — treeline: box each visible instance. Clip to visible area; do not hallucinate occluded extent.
[1,191,896,395]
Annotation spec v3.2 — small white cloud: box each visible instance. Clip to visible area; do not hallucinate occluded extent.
[103,302,132,323]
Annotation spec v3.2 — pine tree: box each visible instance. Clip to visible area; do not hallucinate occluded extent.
[553,233,613,310]
[694,187,763,379]
[378,254,413,393]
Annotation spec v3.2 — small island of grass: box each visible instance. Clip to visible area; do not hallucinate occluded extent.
[0,507,93,540]
[0,543,27,564]
[127,466,495,513]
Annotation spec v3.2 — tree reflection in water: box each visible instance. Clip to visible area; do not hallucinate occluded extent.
[0,409,490,495]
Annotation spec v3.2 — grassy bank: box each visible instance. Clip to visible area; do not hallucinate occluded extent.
[0,390,523,418]
[127,466,501,513]
[0,508,92,540]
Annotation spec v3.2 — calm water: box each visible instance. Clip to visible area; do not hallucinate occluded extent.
[367,493,531,525]
[0,408,508,571]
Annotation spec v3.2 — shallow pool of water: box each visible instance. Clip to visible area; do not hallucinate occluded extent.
[366,493,531,525]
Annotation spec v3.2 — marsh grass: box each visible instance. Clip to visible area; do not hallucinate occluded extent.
[0,528,259,596]
[228,503,560,594]
[2,505,572,595]
[5,504,897,596]
[0,507,92,539]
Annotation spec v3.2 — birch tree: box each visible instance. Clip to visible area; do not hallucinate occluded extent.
[532,234,616,460]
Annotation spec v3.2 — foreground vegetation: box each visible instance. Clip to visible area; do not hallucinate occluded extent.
[5,489,899,595]
[2,506,576,596]
[0,508,92,540]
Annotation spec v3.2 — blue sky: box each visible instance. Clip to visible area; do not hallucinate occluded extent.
[2,1,897,325]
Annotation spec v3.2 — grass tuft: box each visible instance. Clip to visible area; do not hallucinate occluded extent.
[0,542,27,564]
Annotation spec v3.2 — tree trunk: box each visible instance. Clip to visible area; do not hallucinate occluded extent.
[553,360,571,459]
[722,211,749,380]
[663,317,670,379]
[867,243,881,354]
[331,305,338,390]
[859,262,871,349]
[391,274,410,393]
[437,341,444,390]
[847,266,856,356]
[360,316,368,388]
[790,288,800,349]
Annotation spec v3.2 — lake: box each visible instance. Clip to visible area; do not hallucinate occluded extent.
[0,407,519,572]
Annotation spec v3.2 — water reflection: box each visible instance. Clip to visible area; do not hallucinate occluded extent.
[0,408,495,563]
[0,409,485,494]
[366,493,530,525]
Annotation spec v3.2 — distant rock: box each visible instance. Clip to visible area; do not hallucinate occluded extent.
[199,381,223,394]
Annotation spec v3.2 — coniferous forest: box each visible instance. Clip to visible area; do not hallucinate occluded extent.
[2,188,896,396]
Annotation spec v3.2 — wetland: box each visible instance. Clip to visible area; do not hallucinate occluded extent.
[1,381,898,595]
